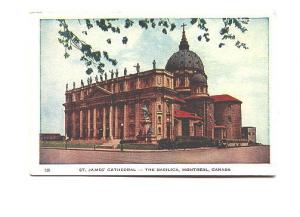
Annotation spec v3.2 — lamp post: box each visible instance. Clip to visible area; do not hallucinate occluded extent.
[120,123,124,151]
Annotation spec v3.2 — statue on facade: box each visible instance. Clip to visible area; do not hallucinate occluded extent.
[104,73,107,81]
[95,75,98,82]
[152,60,156,70]
[134,63,140,73]
[89,76,92,84]
[147,126,153,136]
[115,69,119,78]
[66,83,68,91]
[141,104,151,120]
[73,82,75,89]
[100,75,103,82]
[124,67,127,76]
[109,70,114,79]
[81,79,84,87]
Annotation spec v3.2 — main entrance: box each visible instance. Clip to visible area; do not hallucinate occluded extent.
[182,119,190,136]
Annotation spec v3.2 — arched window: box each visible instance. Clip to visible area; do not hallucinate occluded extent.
[158,116,162,124]
[179,77,185,86]
[158,127,162,135]
[158,104,162,111]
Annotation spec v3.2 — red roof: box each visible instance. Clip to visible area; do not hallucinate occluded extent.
[173,97,186,103]
[174,109,202,120]
[210,94,241,103]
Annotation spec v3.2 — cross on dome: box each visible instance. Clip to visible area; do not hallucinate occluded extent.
[179,23,189,50]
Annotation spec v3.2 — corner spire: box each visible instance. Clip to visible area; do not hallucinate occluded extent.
[179,23,189,50]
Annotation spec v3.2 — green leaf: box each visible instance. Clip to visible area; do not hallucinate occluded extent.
[122,36,128,44]
[64,52,70,59]
[86,68,93,75]
[199,18,206,24]
[124,19,134,28]
[107,38,111,44]
[85,19,93,29]
[170,23,176,31]
[162,28,167,34]
[190,18,198,25]
[138,20,149,29]
[92,51,101,62]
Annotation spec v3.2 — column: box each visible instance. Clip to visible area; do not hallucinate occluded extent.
[135,102,140,137]
[64,111,68,138]
[114,105,119,139]
[93,108,97,138]
[109,105,113,139]
[151,100,156,137]
[178,120,182,136]
[189,120,194,136]
[124,103,128,139]
[87,109,91,138]
[163,100,167,138]
[171,103,174,139]
[103,107,106,139]
[72,111,76,139]
[79,110,83,138]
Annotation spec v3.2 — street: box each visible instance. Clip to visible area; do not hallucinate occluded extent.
[40,146,270,164]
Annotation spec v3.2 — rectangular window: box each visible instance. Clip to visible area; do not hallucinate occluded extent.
[119,82,124,92]
[130,81,135,90]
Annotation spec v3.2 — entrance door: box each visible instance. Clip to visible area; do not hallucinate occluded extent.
[182,119,190,137]
[167,122,171,139]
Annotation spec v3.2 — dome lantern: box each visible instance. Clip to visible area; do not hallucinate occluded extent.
[179,23,189,50]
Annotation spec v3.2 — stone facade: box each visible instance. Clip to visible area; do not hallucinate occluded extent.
[64,27,248,144]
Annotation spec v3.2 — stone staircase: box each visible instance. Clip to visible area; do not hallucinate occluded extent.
[100,139,121,149]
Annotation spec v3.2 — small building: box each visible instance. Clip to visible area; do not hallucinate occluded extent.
[242,127,256,143]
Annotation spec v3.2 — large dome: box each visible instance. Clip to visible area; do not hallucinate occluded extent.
[165,50,204,73]
[165,26,204,73]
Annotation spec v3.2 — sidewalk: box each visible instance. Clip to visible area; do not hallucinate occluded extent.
[41,146,236,153]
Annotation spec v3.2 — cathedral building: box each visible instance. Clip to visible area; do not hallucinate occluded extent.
[63,27,244,144]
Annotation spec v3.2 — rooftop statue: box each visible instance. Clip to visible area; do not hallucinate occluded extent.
[109,70,114,79]
[134,63,140,73]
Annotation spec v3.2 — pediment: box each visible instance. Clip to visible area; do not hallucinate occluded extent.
[87,85,112,99]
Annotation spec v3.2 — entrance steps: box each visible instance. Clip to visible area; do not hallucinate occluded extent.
[69,138,121,149]
[99,139,121,149]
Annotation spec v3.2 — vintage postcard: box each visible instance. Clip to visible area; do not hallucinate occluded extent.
[31,16,272,176]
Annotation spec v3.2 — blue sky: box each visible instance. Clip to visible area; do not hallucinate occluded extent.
[40,18,269,144]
